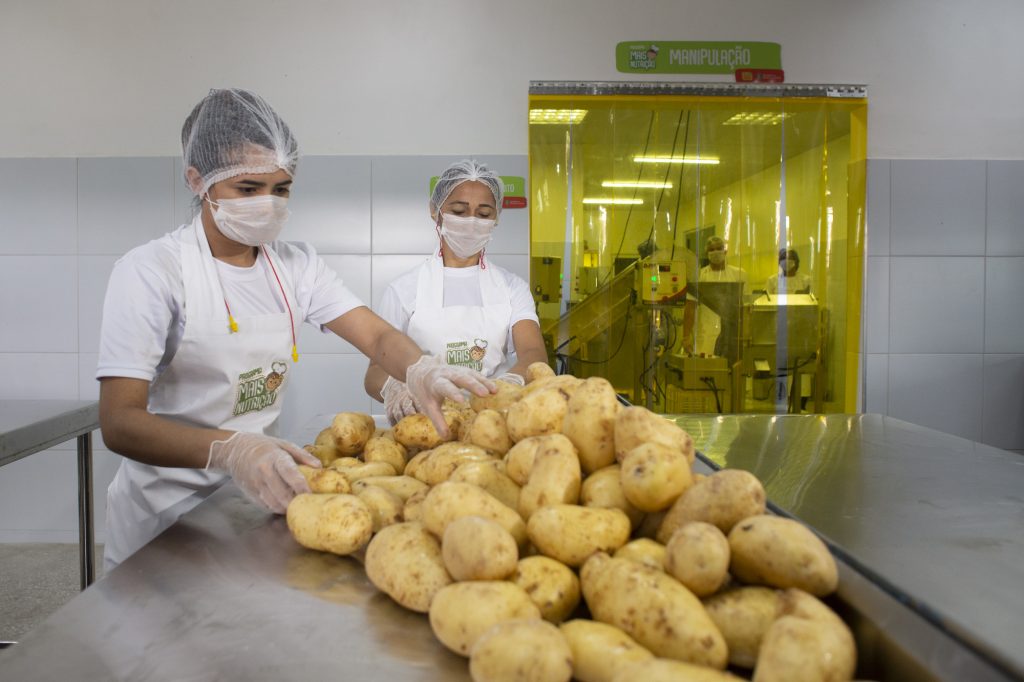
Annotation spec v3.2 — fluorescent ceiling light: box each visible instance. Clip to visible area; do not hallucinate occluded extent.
[582,197,644,205]
[529,109,588,125]
[723,112,785,126]
[633,155,720,165]
[601,180,673,189]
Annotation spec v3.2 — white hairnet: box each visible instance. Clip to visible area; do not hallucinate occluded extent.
[430,159,504,217]
[181,88,299,197]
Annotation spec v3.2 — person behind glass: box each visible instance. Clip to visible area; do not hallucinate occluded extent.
[697,236,749,362]
[96,89,493,570]
[766,247,811,295]
[365,160,548,424]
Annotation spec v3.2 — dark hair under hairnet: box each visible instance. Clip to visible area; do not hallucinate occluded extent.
[181,88,299,196]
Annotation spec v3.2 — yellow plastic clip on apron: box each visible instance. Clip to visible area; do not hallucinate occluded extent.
[406,255,513,378]
[104,216,297,570]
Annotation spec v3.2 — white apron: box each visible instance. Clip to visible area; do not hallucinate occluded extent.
[104,217,297,570]
[406,255,513,378]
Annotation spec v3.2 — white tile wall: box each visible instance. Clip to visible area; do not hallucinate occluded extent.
[866,159,890,257]
[865,256,889,353]
[78,157,176,255]
[890,160,986,256]
[889,256,985,354]
[285,156,372,254]
[984,257,1024,354]
[78,255,119,354]
[864,353,888,414]
[982,355,1024,450]
[297,254,372,355]
[0,353,80,399]
[986,161,1024,256]
[0,256,78,352]
[888,354,984,441]
[0,158,77,255]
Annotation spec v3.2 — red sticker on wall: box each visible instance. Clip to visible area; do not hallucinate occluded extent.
[735,68,785,83]
[503,196,527,209]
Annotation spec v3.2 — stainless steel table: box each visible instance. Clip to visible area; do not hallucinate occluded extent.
[0,485,472,681]
[0,400,100,589]
[671,413,1024,680]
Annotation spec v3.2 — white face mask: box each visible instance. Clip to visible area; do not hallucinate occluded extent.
[708,250,726,265]
[439,213,496,259]
[207,195,290,246]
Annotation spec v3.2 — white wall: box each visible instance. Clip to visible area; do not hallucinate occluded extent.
[2,0,1023,159]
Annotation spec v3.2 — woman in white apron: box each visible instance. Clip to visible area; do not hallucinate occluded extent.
[98,90,493,570]
[364,160,549,424]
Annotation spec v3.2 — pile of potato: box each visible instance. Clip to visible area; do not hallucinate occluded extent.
[286,363,857,682]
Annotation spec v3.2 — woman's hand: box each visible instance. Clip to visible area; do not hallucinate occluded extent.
[405,355,495,437]
[206,432,321,513]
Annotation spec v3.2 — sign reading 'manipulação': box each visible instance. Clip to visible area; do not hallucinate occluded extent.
[616,41,781,74]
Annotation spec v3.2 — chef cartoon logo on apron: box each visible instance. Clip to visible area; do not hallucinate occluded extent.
[232,361,288,416]
[446,339,488,372]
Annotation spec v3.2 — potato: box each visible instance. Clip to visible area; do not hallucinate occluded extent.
[327,456,364,470]
[518,434,581,519]
[428,581,541,656]
[422,481,528,549]
[393,413,456,451]
[362,435,408,474]
[580,553,727,669]
[527,505,631,567]
[758,588,856,681]
[510,556,581,624]
[634,509,668,540]
[332,461,397,482]
[526,361,556,383]
[657,469,767,543]
[562,377,619,474]
[407,442,494,486]
[354,485,404,532]
[461,408,513,455]
[304,443,340,466]
[506,386,571,442]
[442,516,519,581]
[297,465,351,494]
[619,442,692,512]
[703,586,780,669]
[612,658,743,682]
[754,612,855,682]
[613,538,666,572]
[314,427,336,448]
[613,406,694,464]
[504,435,545,485]
[470,379,523,413]
[402,487,430,523]
[449,460,521,510]
[728,515,838,596]
[470,619,573,682]
[517,374,583,401]
[665,522,730,597]
[286,493,373,556]
[559,619,653,682]
[330,412,375,455]
[580,465,643,529]
[364,521,452,612]
[351,475,428,501]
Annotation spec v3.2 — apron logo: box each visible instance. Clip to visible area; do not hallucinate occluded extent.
[233,361,288,416]
[446,339,487,372]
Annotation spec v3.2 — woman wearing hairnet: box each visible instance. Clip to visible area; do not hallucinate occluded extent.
[364,160,548,424]
[766,247,812,294]
[96,90,493,569]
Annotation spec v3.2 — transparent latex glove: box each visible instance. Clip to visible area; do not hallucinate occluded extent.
[382,376,420,426]
[206,432,321,514]
[405,354,496,438]
[495,372,526,387]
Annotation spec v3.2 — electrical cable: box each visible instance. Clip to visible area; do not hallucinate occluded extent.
[700,376,724,414]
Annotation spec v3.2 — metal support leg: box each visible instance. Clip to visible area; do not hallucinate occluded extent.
[77,432,95,589]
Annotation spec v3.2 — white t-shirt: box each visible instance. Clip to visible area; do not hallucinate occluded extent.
[376,259,539,354]
[766,272,812,294]
[698,263,750,287]
[96,224,364,382]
